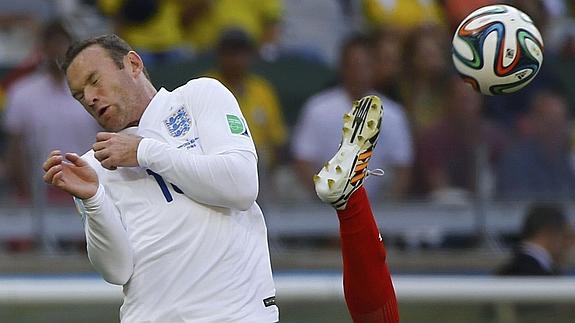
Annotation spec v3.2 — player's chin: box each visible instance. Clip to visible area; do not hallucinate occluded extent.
[98,119,123,133]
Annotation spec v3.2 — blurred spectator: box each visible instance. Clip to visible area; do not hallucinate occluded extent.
[496,89,575,200]
[0,1,53,66]
[441,0,498,32]
[97,0,186,65]
[513,0,575,52]
[280,0,351,65]
[370,27,403,103]
[497,202,574,275]
[512,0,553,41]
[482,66,563,129]
[361,0,444,33]
[205,29,288,203]
[181,0,282,58]
[417,76,508,203]
[548,22,575,114]
[400,24,451,136]
[0,1,109,89]
[292,35,413,201]
[2,20,100,204]
[481,0,570,128]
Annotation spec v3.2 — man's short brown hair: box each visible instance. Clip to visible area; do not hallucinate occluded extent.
[60,34,150,80]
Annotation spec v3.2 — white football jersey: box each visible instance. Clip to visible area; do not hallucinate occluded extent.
[77,78,278,323]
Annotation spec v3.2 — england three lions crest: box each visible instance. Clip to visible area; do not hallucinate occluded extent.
[164,107,191,137]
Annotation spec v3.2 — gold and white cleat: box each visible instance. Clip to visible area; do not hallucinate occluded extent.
[314,95,384,210]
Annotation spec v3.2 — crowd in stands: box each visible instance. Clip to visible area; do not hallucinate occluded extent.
[0,0,574,212]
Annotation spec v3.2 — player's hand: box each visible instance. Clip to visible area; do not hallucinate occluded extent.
[42,150,99,199]
[93,132,143,170]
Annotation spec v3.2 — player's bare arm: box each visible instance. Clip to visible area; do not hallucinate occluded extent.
[93,132,143,170]
[42,150,99,199]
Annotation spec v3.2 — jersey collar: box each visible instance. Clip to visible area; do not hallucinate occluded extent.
[138,87,170,131]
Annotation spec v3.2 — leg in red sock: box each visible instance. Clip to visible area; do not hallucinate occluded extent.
[312,96,398,322]
[337,187,399,323]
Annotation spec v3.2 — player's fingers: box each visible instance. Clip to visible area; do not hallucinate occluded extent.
[100,157,117,171]
[96,132,114,142]
[52,170,65,187]
[43,164,63,184]
[93,149,110,162]
[46,150,62,159]
[92,141,107,152]
[42,154,63,172]
[65,153,88,167]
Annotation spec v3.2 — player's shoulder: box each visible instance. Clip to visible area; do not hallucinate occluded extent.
[171,77,231,106]
[175,77,225,94]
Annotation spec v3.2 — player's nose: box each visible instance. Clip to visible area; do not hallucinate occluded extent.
[85,87,99,109]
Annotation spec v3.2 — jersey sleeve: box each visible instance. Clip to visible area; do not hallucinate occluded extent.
[181,78,257,156]
[76,184,134,285]
[136,78,259,210]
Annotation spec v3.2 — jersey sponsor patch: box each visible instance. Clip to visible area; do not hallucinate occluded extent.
[164,107,191,137]
[263,296,276,307]
[226,114,249,137]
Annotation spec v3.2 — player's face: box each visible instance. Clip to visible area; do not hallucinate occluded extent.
[67,45,141,132]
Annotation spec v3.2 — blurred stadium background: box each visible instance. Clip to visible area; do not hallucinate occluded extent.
[0,0,574,322]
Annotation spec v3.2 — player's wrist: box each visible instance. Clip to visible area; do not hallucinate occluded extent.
[81,184,105,208]
[83,183,99,199]
[132,135,144,167]
[136,137,153,168]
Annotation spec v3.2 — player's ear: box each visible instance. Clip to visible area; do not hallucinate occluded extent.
[126,51,145,78]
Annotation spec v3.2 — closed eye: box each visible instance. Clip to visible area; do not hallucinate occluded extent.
[73,92,84,102]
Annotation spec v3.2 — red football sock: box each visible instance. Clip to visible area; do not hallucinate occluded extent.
[337,187,399,323]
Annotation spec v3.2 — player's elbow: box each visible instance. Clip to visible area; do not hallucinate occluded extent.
[88,250,133,285]
[101,266,133,285]
[225,152,258,210]
[235,193,256,211]
[231,180,258,211]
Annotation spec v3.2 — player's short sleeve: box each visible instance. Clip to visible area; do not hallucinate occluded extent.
[179,78,256,156]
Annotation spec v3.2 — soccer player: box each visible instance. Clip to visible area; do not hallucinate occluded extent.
[42,35,278,323]
[314,95,400,323]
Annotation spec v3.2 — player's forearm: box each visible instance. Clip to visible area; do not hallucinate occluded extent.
[80,184,134,285]
[137,138,258,210]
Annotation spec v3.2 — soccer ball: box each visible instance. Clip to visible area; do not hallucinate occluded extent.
[452,5,544,95]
